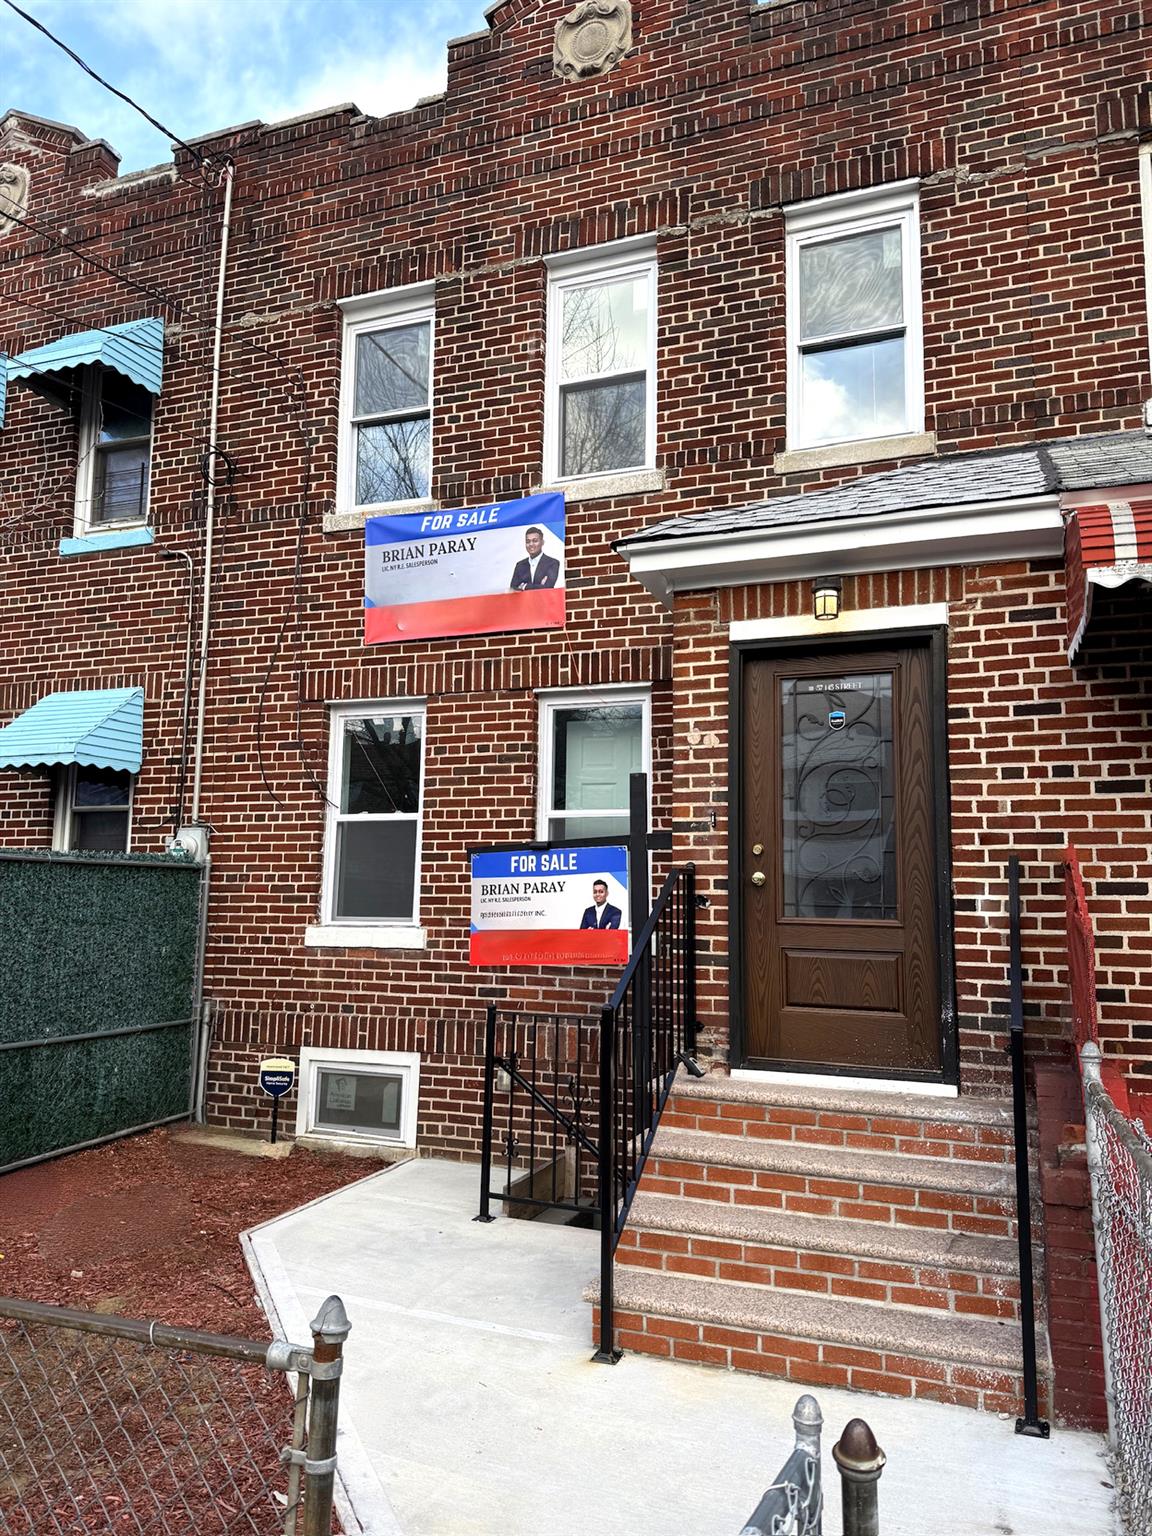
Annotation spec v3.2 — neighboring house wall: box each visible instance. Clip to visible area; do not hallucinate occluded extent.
[0,0,1148,1144]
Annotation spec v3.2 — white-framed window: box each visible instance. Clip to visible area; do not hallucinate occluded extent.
[785,182,923,452]
[337,287,434,513]
[295,1047,420,1149]
[53,765,134,852]
[321,702,426,927]
[536,687,650,841]
[544,243,657,483]
[74,365,154,534]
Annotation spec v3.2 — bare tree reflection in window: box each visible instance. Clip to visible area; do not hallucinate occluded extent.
[558,275,649,477]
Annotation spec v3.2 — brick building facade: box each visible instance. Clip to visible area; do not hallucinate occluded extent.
[1,0,1150,1422]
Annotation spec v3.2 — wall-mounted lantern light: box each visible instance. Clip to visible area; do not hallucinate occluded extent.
[812,575,843,622]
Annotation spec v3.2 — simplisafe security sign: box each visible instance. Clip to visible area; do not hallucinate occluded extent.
[258,1057,296,1098]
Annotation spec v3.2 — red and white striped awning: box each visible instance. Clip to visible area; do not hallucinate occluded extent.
[1065,499,1152,660]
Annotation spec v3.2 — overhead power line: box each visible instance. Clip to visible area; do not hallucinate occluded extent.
[1,0,210,170]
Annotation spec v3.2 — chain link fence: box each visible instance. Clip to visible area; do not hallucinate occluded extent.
[0,1293,348,1536]
[1082,1043,1152,1536]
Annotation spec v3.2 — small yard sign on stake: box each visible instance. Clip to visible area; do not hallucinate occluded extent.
[258,1056,295,1145]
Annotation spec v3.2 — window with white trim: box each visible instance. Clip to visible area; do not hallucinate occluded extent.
[74,366,154,533]
[322,704,425,925]
[786,183,923,451]
[295,1047,420,1148]
[53,765,133,852]
[537,689,650,841]
[545,248,657,482]
[338,290,434,512]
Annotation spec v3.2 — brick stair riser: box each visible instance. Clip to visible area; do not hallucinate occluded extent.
[615,1228,1021,1321]
[589,1305,1050,1418]
[644,1156,1017,1238]
[663,1096,1014,1165]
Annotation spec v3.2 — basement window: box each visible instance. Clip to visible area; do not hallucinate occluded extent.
[295,1048,420,1148]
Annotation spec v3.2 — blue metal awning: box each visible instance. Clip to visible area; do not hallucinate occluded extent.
[6,318,164,408]
[0,688,144,773]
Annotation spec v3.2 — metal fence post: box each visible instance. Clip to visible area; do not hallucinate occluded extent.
[832,1419,885,1536]
[1080,1039,1117,1447]
[302,1295,350,1536]
[593,1003,621,1364]
[475,1004,497,1223]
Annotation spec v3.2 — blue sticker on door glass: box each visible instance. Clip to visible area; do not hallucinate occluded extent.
[828,708,846,730]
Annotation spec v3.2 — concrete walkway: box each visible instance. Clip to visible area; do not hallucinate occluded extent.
[244,1159,1115,1536]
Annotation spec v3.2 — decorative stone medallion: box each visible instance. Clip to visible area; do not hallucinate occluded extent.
[553,0,633,81]
[0,164,29,236]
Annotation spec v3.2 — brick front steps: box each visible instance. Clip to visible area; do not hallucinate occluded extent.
[590,1073,1051,1415]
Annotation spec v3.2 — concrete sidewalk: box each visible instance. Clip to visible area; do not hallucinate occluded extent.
[244,1158,1115,1536]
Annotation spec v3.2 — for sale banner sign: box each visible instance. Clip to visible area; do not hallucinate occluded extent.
[364,492,565,644]
[470,845,629,966]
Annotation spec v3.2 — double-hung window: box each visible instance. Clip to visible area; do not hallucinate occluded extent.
[54,765,133,852]
[786,183,923,452]
[545,246,657,482]
[322,704,425,928]
[75,366,154,530]
[537,689,650,841]
[338,288,434,512]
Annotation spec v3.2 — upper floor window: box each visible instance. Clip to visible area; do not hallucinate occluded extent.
[785,183,922,452]
[338,288,434,513]
[545,245,657,482]
[75,366,154,532]
[322,703,426,926]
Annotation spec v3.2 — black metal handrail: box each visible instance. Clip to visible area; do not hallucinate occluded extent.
[1007,855,1050,1438]
[594,862,698,1362]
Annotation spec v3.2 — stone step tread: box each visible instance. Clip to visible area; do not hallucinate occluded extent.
[627,1192,1019,1274]
[601,1269,1028,1372]
[672,1071,1013,1128]
[651,1126,1016,1198]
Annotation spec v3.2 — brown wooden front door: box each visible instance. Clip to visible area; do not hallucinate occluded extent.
[741,641,942,1074]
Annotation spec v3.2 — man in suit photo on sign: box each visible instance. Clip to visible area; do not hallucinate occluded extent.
[510,526,560,590]
[580,879,622,930]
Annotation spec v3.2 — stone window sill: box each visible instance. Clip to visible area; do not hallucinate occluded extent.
[59,526,154,557]
[324,501,438,534]
[773,433,937,475]
[304,924,428,950]
[537,468,665,503]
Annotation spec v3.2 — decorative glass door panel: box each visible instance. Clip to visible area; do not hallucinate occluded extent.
[781,673,897,921]
[741,644,942,1075]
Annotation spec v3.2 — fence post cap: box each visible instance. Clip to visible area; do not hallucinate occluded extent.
[832,1418,885,1477]
[792,1393,822,1431]
[310,1294,351,1344]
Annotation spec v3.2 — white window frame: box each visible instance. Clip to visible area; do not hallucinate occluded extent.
[535,686,651,841]
[1140,144,1152,397]
[785,181,923,453]
[544,242,658,485]
[52,763,135,853]
[319,700,427,932]
[336,285,436,517]
[295,1046,420,1149]
[73,365,155,537]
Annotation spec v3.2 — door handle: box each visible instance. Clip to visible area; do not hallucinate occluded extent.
[750,871,766,887]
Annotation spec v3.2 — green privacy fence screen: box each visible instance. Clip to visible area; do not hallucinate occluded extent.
[0,851,204,1172]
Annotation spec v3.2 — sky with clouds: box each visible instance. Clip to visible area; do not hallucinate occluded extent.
[3,0,490,172]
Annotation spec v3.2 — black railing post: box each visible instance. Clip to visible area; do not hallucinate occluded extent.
[1007,856,1050,1438]
[593,1002,621,1363]
[475,1004,497,1223]
[684,862,698,1056]
[628,772,652,1134]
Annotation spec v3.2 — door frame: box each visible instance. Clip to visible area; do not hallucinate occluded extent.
[727,625,958,1086]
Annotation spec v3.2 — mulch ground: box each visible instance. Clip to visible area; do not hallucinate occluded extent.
[0,1128,373,1334]
[0,1130,374,1533]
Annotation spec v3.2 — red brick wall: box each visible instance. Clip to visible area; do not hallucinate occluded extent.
[0,0,1148,1140]
[672,565,1152,1088]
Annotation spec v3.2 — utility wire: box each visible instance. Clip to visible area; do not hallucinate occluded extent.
[1,0,210,170]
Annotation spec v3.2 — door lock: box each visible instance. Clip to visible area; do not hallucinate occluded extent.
[751,842,764,856]
[751,871,766,887]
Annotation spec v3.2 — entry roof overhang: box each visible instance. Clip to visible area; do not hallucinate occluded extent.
[1065,498,1152,662]
[0,688,144,773]
[615,494,1064,604]
[5,317,164,414]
